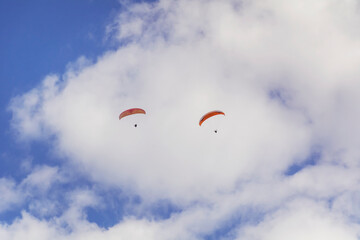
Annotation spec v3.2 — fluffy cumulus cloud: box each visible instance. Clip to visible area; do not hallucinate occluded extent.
[236,199,359,240]
[6,0,360,239]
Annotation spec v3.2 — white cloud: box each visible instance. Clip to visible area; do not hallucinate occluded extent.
[0,178,22,213]
[0,212,59,240]
[236,199,359,240]
[9,75,60,140]
[21,166,62,193]
[7,0,360,238]
[0,165,63,215]
[9,1,312,201]
[0,212,162,240]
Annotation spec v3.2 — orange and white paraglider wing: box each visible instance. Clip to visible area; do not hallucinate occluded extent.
[119,108,146,120]
[199,110,225,126]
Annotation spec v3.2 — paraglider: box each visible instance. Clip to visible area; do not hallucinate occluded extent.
[119,108,146,127]
[119,108,146,119]
[199,110,225,133]
[199,110,225,126]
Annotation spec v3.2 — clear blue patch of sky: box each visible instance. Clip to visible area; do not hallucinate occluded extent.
[148,199,183,220]
[85,188,140,229]
[0,209,22,224]
[86,197,183,228]
[202,206,265,240]
[284,147,322,176]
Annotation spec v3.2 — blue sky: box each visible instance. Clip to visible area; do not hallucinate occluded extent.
[2,0,360,239]
[0,0,118,177]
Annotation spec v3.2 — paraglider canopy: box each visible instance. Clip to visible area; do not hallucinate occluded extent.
[119,108,146,120]
[199,110,225,126]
